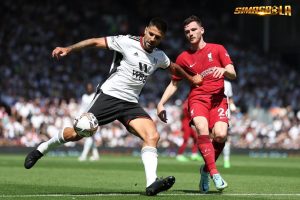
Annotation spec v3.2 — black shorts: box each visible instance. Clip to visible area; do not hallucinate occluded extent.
[88,91,151,132]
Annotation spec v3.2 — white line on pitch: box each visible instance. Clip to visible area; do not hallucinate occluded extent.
[1,193,300,198]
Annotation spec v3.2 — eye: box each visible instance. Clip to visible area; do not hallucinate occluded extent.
[155,35,161,40]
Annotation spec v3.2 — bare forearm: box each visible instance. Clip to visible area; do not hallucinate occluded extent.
[158,80,179,106]
[169,62,193,82]
[224,64,237,80]
[67,38,106,52]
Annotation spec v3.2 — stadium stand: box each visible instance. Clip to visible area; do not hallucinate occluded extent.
[0,0,299,150]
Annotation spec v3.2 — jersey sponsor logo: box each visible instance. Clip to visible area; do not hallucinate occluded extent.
[200,67,215,78]
[132,70,148,83]
[139,62,149,73]
[135,62,150,83]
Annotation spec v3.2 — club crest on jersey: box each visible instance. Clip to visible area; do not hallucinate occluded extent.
[208,52,213,62]
[134,52,139,57]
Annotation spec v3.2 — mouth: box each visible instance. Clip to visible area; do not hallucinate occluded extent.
[146,42,153,47]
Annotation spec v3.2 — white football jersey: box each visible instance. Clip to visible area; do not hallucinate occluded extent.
[100,35,170,103]
[224,80,233,98]
[80,92,95,113]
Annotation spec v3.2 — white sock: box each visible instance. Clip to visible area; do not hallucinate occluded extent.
[37,129,66,154]
[223,141,231,162]
[80,137,93,159]
[92,144,100,159]
[141,146,158,187]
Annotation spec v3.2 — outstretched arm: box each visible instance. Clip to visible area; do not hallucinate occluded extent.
[169,62,203,85]
[52,37,107,59]
[157,79,180,123]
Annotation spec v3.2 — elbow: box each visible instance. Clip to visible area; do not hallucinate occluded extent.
[225,69,237,80]
[229,73,237,80]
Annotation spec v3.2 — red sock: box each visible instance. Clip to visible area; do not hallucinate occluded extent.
[177,139,188,154]
[191,143,198,154]
[212,140,225,161]
[197,135,218,176]
[204,140,226,172]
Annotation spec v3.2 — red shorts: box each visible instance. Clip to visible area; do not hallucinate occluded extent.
[189,95,229,130]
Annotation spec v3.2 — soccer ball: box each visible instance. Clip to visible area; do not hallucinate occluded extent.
[73,113,98,137]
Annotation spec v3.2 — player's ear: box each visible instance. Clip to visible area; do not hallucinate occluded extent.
[144,27,148,35]
[200,27,205,35]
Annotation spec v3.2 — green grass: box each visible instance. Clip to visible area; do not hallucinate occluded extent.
[0,154,300,200]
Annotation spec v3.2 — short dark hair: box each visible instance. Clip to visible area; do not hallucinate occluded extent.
[148,17,168,34]
[183,15,202,27]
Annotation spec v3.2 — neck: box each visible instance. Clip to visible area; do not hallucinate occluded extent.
[191,39,206,51]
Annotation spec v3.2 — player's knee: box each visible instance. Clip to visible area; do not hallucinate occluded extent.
[213,129,227,143]
[145,130,160,143]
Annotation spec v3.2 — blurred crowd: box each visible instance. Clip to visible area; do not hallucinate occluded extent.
[0,99,300,149]
[0,0,299,150]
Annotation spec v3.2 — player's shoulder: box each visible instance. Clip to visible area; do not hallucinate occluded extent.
[178,49,191,57]
[127,35,140,42]
[111,34,139,42]
[207,43,226,50]
[176,50,191,60]
[207,43,223,47]
[152,47,166,55]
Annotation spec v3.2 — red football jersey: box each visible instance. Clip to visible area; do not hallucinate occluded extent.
[173,43,232,98]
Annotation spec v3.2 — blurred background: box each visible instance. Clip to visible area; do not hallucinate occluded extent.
[0,0,299,155]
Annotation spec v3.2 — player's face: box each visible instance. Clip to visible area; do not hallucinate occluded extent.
[86,83,93,94]
[184,21,204,44]
[143,26,165,52]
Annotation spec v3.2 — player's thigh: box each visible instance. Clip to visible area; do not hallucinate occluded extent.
[88,92,121,125]
[209,97,228,128]
[118,102,158,142]
[189,101,210,135]
[210,97,229,140]
[128,118,159,142]
[212,121,228,139]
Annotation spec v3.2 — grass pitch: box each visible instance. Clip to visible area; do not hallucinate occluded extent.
[0,153,299,200]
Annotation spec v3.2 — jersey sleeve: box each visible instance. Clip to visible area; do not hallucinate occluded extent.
[105,35,129,52]
[158,52,170,69]
[172,54,185,81]
[218,45,233,67]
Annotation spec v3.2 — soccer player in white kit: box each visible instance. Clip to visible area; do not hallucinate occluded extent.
[78,83,100,161]
[223,80,236,168]
[24,18,202,196]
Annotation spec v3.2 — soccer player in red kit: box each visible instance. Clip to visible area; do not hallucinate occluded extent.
[157,15,236,193]
[176,99,201,162]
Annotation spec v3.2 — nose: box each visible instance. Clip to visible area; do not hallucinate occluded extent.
[149,36,156,42]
